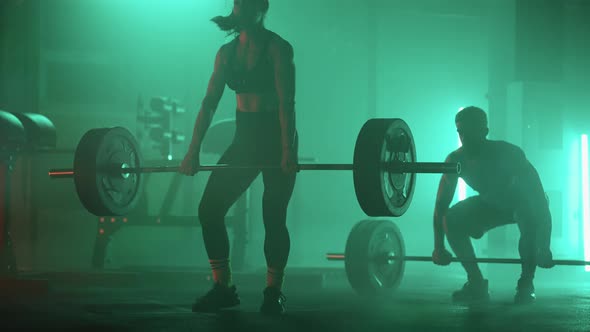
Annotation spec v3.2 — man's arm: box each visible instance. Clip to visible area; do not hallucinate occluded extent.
[187,47,227,154]
[270,38,296,153]
[433,153,459,249]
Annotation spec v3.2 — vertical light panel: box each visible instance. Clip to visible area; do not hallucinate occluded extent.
[581,134,590,271]
[569,138,581,251]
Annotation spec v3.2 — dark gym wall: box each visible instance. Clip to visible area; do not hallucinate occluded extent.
[0,0,39,114]
[563,0,590,128]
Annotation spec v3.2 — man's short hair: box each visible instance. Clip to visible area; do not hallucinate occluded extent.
[455,106,488,128]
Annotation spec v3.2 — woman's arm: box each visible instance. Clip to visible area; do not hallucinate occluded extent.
[270,37,297,153]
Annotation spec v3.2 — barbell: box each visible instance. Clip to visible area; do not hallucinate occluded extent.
[47,118,460,217]
[326,219,590,297]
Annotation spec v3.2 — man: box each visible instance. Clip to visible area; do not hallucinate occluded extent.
[432,106,554,304]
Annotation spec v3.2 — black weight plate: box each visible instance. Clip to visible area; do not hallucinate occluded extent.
[73,127,143,216]
[353,118,417,217]
[344,219,406,297]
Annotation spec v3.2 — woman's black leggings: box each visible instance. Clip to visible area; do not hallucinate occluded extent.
[198,111,297,270]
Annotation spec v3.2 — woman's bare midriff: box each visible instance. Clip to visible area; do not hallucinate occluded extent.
[236,92,279,113]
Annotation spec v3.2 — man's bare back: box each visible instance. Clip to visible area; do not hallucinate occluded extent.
[449,140,545,211]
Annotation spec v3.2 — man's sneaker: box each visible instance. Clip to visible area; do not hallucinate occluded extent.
[192,283,240,313]
[452,279,490,304]
[260,287,286,315]
[514,278,536,304]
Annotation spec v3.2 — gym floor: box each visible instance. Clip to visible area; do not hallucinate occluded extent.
[2,266,589,332]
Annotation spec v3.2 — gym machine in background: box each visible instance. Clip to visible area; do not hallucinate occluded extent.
[0,110,56,297]
[136,95,186,161]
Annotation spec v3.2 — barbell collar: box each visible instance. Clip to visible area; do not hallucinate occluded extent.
[48,169,75,178]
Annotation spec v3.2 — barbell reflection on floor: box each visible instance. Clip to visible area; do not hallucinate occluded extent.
[327,219,590,297]
[46,118,460,217]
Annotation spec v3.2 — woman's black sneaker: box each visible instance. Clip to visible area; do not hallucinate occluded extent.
[260,287,286,315]
[192,283,240,313]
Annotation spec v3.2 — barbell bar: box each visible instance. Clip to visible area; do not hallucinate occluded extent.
[46,118,459,217]
[48,161,460,178]
[330,219,590,297]
[326,253,590,266]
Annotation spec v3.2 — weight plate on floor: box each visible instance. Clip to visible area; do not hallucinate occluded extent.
[344,219,405,297]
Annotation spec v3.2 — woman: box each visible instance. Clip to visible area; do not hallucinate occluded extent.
[179,0,298,315]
